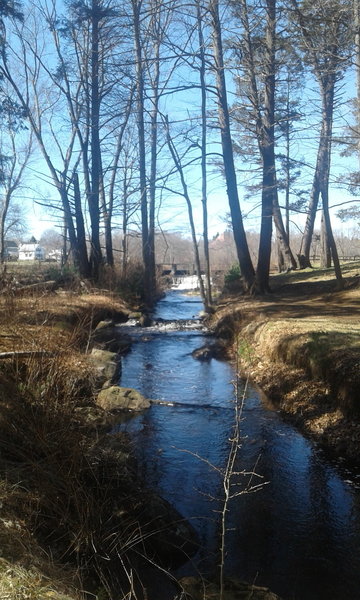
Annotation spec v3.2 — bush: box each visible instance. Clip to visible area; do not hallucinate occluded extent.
[116,262,145,302]
[224,263,241,285]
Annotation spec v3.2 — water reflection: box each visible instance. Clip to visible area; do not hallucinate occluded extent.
[118,292,360,600]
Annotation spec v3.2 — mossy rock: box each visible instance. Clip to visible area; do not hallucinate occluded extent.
[96,386,150,412]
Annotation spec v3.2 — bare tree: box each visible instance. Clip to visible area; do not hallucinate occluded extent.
[289,0,352,289]
[0,108,33,262]
[230,0,297,292]
[164,115,207,302]
[195,0,213,306]
[209,0,255,291]
[0,7,92,275]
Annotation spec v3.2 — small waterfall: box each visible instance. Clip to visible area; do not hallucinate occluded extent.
[171,274,205,291]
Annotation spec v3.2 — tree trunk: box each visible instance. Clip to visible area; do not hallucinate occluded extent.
[73,172,91,277]
[197,0,212,308]
[133,0,153,306]
[256,148,274,291]
[320,210,330,267]
[272,192,297,270]
[290,0,344,287]
[256,0,296,290]
[148,1,161,302]
[209,0,255,290]
[319,80,343,288]
[0,190,10,263]
[300,130,323,267]
[89,0,103,279]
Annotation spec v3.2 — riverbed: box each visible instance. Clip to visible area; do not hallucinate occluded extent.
[117,291,360,600]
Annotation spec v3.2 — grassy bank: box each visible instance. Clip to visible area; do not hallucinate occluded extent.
[212,262,360,465]
[0,267,140,600]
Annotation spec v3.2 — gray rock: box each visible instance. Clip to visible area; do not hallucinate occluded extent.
[94,319,115,331]
[139,313,152,327]
[73,405,108,428]
[96,386,151,412]
[191,343,226,361]
[92,322,132,354]
[89,348,120,384]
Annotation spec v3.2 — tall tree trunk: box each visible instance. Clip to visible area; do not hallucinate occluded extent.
[60,182,81,270]
[133,0,153,305]
[73,172,91,277]
[99,152,114,268]
[256,0,296,290]
[300,125,324,267]
[285,77,291,239]
[263,0,296,277]
[209,0,255,290]
[320,210,330,267]
[0,189,10,263]
[89,0,103,279]
[197,0,212,308]
[290,0,344,290]
[148,0,161,302]
[256,148,275,291]
[319,81,343,288]
[238,0,295,292]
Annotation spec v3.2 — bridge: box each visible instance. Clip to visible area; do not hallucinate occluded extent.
[157,263,204,276]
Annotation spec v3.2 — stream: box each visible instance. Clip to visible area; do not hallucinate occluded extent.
[117,290,360,600]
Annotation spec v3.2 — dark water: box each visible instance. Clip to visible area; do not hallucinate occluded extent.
[118,291,360,600]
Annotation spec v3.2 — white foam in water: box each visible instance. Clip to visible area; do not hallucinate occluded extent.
[171,275,203,290]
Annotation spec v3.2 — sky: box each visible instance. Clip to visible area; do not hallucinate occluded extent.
[13,0,360,245]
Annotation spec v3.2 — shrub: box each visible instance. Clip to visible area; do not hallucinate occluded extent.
[224,263,241,285]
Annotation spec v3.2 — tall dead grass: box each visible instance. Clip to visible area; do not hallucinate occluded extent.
[0,281,143,598]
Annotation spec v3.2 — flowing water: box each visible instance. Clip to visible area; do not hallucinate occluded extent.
[117,290,360,600]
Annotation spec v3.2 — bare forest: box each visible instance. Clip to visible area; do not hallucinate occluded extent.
[0,0,359,303]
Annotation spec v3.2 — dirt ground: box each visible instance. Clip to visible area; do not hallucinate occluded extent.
[212,262,360,467]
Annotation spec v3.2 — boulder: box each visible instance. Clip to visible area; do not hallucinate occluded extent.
[96,386,151,412]
[92,322,132,355]
[94,319,115,332]
[191,342,226,361]
[89,348,121,384]
[139,313,152,327]
[73,405,109,429]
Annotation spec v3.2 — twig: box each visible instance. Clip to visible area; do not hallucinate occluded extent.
[0,351,56,359]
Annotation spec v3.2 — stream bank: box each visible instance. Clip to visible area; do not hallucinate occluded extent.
[211,270,360,467]
[1,265,360,600]
[115,289,360,600]
[0,283,281,600]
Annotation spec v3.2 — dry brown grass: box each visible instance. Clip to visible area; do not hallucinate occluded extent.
[212,262,360,464]
[0,286,129,352]
[0,479,82,600]
[0,268,137,599]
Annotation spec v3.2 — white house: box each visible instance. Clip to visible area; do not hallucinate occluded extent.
[19,242,45,261]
